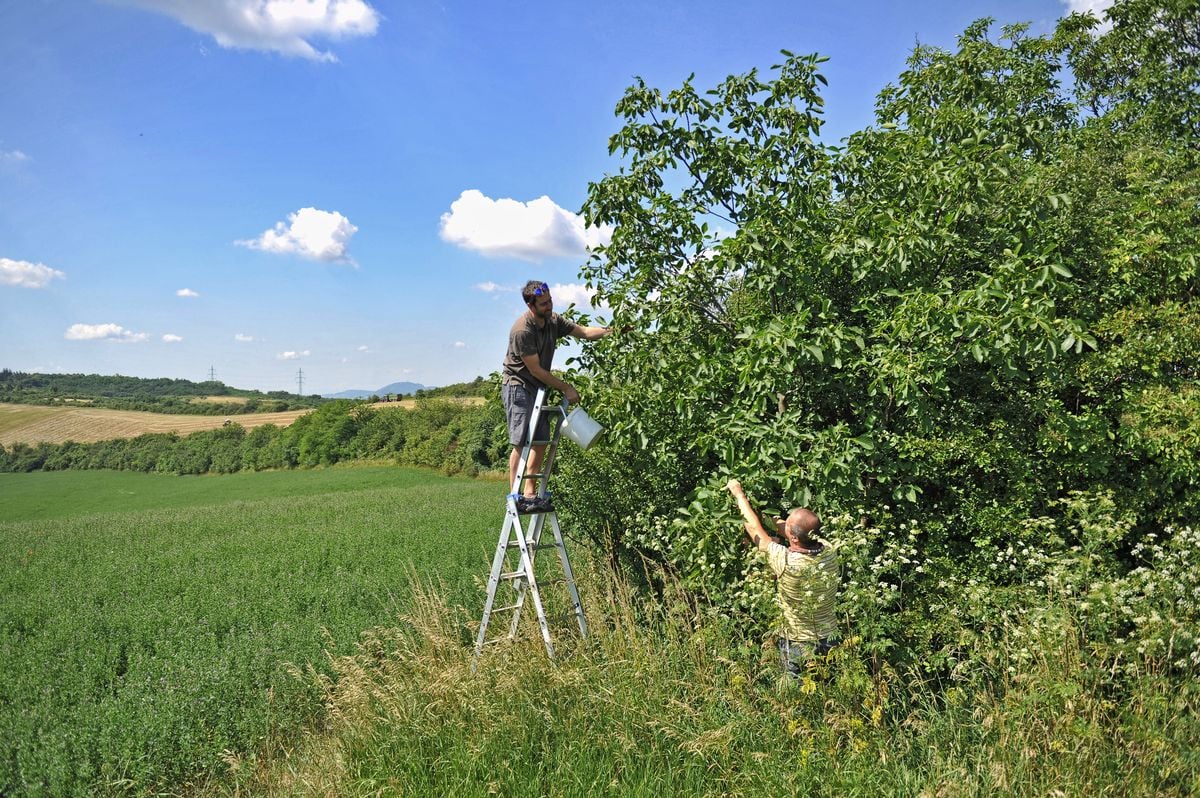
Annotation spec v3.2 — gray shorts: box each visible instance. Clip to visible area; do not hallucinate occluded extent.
[777,637,838,676]
[503,383,550,447]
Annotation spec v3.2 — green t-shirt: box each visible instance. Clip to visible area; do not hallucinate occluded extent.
[766,539,839,642]
[502,312,579,390]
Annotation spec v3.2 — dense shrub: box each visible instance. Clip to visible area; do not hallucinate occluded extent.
[563,1,1200,678]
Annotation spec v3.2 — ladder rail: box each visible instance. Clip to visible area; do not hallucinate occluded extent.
[474,510,517,656]
[535,399,568,499]
[511,513,554,655]
[504,512,542,642]
[548,514,589,639]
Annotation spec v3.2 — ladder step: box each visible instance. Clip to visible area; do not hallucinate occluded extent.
[506,541,558,550]
[491,603,522,613]
[506,501,555,516]
[499,570,528,581]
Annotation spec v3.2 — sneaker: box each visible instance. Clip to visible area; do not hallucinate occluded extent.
[513,495,538,514]
[528,495,555,513]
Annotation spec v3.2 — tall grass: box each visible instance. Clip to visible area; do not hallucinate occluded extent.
[229,557,1200,797]
[6,467,1195,795]
[0,466,502,796]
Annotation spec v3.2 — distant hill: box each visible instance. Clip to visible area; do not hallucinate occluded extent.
[323,376,495,401]
[324,381,426,399]
[378,381,427,396]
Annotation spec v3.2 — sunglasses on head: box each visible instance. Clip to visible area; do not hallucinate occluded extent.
[533,282,550,296]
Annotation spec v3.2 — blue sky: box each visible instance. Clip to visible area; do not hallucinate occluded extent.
[0,0,1109,395]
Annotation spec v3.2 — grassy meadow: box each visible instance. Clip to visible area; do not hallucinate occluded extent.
[3,466,1196,796]
[0,466,504,795]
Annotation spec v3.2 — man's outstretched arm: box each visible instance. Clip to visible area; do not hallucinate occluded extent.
[570,324,610,341]
[725,479,776,553]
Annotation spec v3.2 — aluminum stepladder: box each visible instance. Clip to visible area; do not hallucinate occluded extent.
[474,386,588,660]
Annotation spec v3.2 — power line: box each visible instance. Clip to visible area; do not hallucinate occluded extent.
[207,365,216,381]
[296,368,304,396]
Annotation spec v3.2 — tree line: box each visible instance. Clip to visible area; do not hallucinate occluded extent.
[0,398,506,477]
[0,370,324,415]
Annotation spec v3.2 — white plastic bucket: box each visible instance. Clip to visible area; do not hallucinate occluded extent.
[561,407,604,450]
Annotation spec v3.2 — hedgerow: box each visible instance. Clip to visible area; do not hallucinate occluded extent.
[0,397,507,477]
[556,0,1200,683]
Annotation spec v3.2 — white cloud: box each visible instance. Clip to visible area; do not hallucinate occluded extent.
[453,341,466,348]
[64,323,148,343]
[357,344,369,351]
[440,189,612,262]
[277,349,311,360]
[1,149,29,164]
[475,281,509,293]
[548,282,596,309]
[124,0,380,62]
[1061,0,1115,31]
[2,258,66,289]
[176,287,200,297]
[238,207,358,263]
[163,334,183,343]
[234,333,255,342]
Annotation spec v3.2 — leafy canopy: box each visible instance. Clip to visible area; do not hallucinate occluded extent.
[558,0,1199,660]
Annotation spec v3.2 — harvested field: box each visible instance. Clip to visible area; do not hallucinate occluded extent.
[0,403,312,446]
[189,396,250,405]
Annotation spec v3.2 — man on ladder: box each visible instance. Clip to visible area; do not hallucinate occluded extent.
[475,280,610,660]
[500,280,610,512]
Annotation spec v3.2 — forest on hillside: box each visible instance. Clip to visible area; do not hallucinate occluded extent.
[0,370,324,415]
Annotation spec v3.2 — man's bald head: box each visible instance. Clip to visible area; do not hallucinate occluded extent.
[785,508,821,543]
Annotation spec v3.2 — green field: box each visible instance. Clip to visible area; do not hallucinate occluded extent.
[4,467,1196,797]
[0,466,457,523]
[0,466,504,795]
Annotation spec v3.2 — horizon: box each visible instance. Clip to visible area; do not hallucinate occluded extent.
[1,1,1110,395]
[0,367,456,398]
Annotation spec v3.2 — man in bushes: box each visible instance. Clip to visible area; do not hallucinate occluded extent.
[502,280,610,513]
[726,478,840,676]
